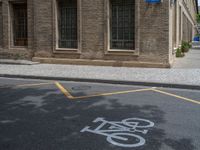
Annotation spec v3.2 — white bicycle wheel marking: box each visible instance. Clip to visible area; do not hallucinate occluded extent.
[80,117,155,148]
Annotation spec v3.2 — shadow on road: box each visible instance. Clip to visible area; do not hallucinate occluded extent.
[0,87,196,150]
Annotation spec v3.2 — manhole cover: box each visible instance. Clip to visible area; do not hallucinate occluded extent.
[72,86,91,91]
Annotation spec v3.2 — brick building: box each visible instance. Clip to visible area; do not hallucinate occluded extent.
[0,0,198,67]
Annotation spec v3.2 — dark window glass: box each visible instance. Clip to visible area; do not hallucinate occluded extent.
[58,0,77,48]
[110,0,135,50]
[13,3,27,46]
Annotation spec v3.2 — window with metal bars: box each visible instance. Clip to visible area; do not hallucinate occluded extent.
[13,3,27,46]
[110,0,135,50]
[58,0,77,49]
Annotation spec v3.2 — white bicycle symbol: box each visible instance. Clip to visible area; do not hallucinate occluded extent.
[81,117,154,148]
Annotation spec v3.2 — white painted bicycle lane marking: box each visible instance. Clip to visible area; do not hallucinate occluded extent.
[81,117,155,148]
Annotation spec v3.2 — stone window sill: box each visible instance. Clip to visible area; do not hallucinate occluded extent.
[105,49,139,56]
[54,48,81,54]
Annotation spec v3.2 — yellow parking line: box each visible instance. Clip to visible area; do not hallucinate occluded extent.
[16,82,53,87]
[152,89,200,105]
[54,81,153,100]
[55,82,74,99]
[73,88,153,99]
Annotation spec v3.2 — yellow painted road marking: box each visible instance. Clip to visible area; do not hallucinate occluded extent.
[16,82,53,87]
[72,88,153,99]
[55,82,74,99]
[54,81,153,100]
[54,82,200,105]
[152,89,200,105]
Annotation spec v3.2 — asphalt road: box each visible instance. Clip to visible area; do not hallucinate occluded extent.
[0,77,200,150]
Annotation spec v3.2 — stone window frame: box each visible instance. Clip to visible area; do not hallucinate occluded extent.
[104,0,140,55]
[8,0,28,50]
[53,0,82,54]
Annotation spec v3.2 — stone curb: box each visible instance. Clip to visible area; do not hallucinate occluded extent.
[0,59,40,65]
[0,74,200,90]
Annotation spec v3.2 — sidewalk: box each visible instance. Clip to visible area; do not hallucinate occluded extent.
[173,49,200,68]
[0,62,200,89]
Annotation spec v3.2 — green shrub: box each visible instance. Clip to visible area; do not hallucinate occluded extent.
[176,48,184,57]
[181,41,191,53]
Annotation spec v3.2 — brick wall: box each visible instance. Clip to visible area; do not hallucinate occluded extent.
[139,1,169,63]
[52,0,170,63]
[80,0,104,60]
[0,3,2,47]
[33,0,53,57]
[0,0,171,65]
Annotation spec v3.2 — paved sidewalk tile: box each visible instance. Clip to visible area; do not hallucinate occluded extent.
[0,63,200,87]
[173,49,200,68]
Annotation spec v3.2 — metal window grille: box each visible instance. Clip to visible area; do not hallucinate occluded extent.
[59,0,77,49]
[110,0,135,50]
[13,4,27,46]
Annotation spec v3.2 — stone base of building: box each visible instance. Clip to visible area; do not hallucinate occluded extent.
[32,57,171,68]
[0,49,33,60]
